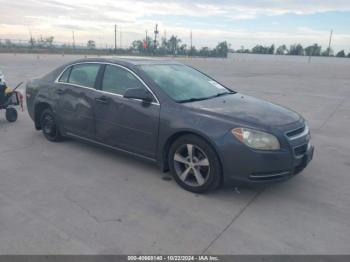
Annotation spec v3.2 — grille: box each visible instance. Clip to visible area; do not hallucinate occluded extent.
[286,126,305,138]
[294,144,308,156]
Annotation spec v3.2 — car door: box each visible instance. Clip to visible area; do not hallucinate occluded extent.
[94,64,160,159]
[55,63,101,139]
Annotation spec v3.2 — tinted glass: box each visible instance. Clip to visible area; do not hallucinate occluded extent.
[58,67,71,82]
[138,64,232,102]
[68,64,100,88]
[102,65,144,95]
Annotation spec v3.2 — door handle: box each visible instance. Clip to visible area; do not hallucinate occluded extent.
[95,96,108,104]
[55,89,64,95]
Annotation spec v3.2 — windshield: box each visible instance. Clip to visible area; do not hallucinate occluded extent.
[138,64,234,102]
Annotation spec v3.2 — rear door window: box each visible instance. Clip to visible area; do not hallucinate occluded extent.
[68,64,101,88]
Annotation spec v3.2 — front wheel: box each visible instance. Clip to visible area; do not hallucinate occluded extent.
[40,108,63,142]
[169,135,222,193]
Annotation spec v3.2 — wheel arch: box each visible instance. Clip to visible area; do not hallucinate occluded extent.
[160,130,223,177]
[34,102,52,130]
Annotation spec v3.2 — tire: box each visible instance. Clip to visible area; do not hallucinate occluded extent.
[6,108,18,122]
[40,108,63,142]
[168,135,222,193]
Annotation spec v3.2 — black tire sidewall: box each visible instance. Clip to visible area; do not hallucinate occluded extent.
[5,108,18,122]
[40,108,62,142]
[169,135,221,193]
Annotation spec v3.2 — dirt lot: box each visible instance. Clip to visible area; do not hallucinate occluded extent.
[0,53,349,254]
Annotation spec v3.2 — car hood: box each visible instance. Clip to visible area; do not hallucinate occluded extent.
[184,93,302,129]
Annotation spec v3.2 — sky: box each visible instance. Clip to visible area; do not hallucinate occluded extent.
[0,0,349,53]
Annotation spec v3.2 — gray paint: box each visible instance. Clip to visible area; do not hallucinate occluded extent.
[26,57,312,184]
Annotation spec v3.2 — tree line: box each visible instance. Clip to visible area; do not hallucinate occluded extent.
[235,43,350,58]
[1,36,349,58]
[131,36,229,57]
[0,35,229,58]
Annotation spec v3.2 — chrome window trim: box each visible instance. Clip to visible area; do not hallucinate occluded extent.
[54,62,160,106]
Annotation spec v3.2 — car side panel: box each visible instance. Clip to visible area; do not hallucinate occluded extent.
[54,83,96,139]
[156,102,230,169]
[26,79,57,124]
[94,94,160,159]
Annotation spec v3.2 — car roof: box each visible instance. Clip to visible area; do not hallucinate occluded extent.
[68,56,182,67]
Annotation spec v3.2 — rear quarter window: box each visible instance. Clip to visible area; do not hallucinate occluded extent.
[58,67,71,83]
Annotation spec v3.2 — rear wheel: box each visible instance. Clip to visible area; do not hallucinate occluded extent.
[5,108,18,122]
[169,135,221,193]
[40,108,62,142]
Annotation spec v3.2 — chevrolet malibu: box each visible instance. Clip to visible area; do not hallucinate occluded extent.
[26,58,314,193]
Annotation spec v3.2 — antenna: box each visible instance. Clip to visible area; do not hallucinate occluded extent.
[328,29,333,56]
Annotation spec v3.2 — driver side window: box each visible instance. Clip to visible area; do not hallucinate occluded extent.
[102,65,144,96]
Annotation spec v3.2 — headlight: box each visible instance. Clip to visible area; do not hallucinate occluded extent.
[232,128,280,150]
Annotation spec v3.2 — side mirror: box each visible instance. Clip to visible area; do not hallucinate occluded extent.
[124,88,153,103]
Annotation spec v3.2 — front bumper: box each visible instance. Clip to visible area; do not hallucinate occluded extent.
[248,144,314,182]
[220,123,314,185]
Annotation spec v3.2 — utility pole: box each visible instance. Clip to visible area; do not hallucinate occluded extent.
[190,30,193,57]
[114,24,117,54]
[145,30,148,50]
[164,30,167,50]
[153,24,159,51]
[29,28,34,49]
[120,29,122,49]
[72,31,75,50]
[328,29,333,56]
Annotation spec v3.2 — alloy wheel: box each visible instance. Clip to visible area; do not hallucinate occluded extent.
[173,144,210,187]
[43,113,57,138]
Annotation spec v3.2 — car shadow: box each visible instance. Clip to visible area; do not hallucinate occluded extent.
[55,136,286,198]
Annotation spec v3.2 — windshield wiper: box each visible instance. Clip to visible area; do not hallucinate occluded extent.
[178,92,234,103]
[202,91,235,100]
[178,97,211,103]
[212,91,234,98]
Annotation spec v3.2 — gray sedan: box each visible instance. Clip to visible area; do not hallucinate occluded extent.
[26,57,314,193]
